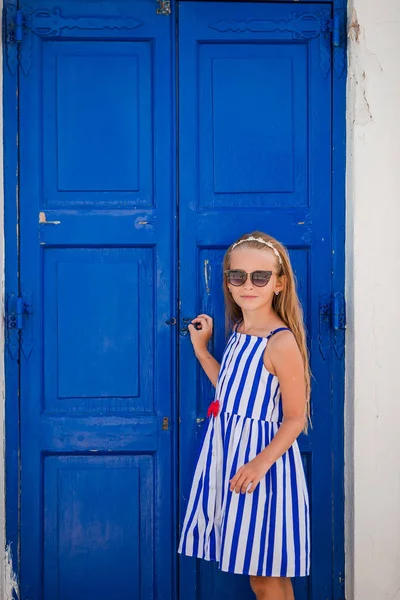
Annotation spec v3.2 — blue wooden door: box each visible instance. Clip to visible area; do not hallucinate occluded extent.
[17,1,175,598]
[178,3,339,599]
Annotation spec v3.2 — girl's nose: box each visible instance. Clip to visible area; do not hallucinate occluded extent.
[243,275,254,290]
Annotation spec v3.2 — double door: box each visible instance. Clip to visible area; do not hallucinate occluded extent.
[7,0,342,598]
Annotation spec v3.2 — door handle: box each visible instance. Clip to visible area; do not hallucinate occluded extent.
[180,317,202,336]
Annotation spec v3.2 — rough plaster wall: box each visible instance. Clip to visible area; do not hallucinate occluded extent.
[346,0,400,599]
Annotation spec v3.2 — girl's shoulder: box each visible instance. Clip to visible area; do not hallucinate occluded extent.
[263,327,299,375]
[267,325,293,340]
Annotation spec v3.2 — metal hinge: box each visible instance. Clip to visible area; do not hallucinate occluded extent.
[7,8,24,43]
[321,10,346,46]
[4,5,23,74]
[332,10,346,48]
[319,293,346,360]
[4,4,146,74]
[6,293,33,360]
[331,9,346,77]
[156,0,171,15]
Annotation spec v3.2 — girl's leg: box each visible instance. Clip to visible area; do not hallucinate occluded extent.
[285,578,295,600]
[249,575,294,600]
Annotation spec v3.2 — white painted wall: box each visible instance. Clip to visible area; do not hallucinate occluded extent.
[346,0,400,599]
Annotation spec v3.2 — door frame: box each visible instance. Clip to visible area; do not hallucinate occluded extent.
[2,0,347,597]
[4,0,21,595]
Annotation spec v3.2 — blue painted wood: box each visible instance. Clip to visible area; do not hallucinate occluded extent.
[178,3,341,599]
[16,1,175,598]
[44,456,150,598]
[331,12,347,598]
[3,0,21,595]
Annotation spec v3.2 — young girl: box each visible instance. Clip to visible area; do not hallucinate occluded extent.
[178,231,310,600]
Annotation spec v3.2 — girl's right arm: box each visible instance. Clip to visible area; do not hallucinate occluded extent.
[194,348,221,388]
[188,314,221,388]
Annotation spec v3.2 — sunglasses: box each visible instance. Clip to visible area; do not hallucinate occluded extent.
[225,269,274,287]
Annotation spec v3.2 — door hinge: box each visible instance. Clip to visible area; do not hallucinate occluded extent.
[4,5,23,45]
[7,8,24,43]
[329,9,347,77]
[4,5,23,74]
[4,4,145,74]
[6,293,33,360]
[319,293,346,360]
[156,0,171,15]
[332,10,346,48]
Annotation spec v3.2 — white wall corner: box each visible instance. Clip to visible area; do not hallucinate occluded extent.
[346,0,400,599]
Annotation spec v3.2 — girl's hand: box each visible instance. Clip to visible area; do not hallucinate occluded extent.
[188,314,213,354]
[229,454,271,494]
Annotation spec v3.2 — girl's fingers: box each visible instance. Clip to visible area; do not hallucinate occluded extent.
[193,316,209,324]
[191,316,209,326]
[229,473,239,491]
[230,468,257,493]
[190,319,212,335]
[241,478,252,494]
[230,467,246,488]
[232,472,246,493]
[247,479,260,493]
[234,478,244,493]
[230,464,265,494]
[195,315,213,327]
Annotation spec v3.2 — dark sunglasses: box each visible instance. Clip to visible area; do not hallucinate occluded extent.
[225,269,274,287]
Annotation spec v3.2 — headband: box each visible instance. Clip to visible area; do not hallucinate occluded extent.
[231,236,283,265]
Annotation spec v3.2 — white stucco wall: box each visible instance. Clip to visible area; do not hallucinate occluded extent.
[346,1,400,599]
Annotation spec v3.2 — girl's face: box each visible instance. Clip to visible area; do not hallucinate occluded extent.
[228,247,284,312]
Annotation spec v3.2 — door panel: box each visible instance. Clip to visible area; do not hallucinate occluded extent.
[178,3,332,599]
[198,44,308,207]
[18,2,174,599]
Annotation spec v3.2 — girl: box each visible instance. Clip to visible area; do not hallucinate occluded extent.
[178,231,310,600]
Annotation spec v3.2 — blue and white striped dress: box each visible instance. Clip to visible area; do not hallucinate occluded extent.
[178,324,310,577]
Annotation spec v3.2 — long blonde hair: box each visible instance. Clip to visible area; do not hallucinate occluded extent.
[222,231,311,425]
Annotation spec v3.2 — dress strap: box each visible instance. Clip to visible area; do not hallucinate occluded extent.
[267,327,291,339]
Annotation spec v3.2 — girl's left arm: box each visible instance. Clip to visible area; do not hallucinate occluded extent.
[229,331,306,494]
[257,331,307,467]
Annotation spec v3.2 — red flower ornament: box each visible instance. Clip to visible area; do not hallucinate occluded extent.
[207,399,220,418]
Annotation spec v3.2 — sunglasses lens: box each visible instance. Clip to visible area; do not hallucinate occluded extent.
[227,271,246,286]
[252,271,272,287]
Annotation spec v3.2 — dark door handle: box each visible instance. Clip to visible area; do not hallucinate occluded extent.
[180,317,202,336]
[165,317,176,326]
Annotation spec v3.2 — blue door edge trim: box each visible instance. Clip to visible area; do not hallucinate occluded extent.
[3,0,21,595]
[170,2,179,599]
[331,2,347,599]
